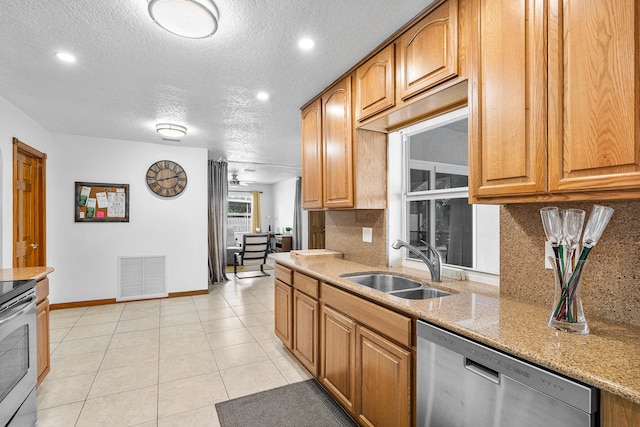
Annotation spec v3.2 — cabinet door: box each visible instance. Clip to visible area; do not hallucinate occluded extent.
[293,290,318,376]
[356,326,411,427]
[601,390,640,427]
[274,279,292,349]
[397,0,459,101]
[355,44,395,122]
[322,76,354,209]
[548,0,640,193]
[301,99,324,209]
[320,304,356,414]
[469,0,547,200]
[36,299,50,385]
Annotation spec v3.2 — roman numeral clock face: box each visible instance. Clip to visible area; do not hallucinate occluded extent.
[146,160,187,197]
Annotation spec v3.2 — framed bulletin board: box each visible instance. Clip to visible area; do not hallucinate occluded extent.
[75,181,129,222]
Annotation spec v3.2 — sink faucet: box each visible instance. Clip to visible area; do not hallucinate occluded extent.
[392,239,442,282]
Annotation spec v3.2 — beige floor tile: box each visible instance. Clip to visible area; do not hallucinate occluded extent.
[132,422,158,427]
[49,341,59,355]
[257,338,290,359]
[212,342,269,370]
[52,335,111,358]
[220,359,288,399]
[84,304,125,315]
[159,350,218,383]
[160,335,211,359]
[161,296,194,306]
[88,360,159,398]
[246,324,277,341]
[64,322,117,341]
[77,385,157,427]
[49,315,80,329]
[100,343,159,370]
[223,295,260,307]
[157,404,221,427]
[124,299,160,309]
[160,322,205,339]
[206,328,256,349]
[37,372,95,409]
[238,312,274,327]
[230,303,270,316]
[160,310,201,327]
[109,328,159,349]
[120,307,160,321]
[48,350,104,379]
[193,298,229,312]
[50,307,88,319]
[49,327,70,343]
[196,307,237,321]
[36,401,83,427]
[272,354,314,384]
[158,372,228,418]
[75,311,123,326]
[200,316,245,334]
[115,316,160,333]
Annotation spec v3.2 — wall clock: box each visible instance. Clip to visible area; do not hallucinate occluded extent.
[146,160,187,197]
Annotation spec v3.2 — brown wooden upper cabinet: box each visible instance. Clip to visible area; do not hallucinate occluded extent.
[470,0,640,203]
[355,44,395,122]
[397,0,459,101]
[301,99,323,209]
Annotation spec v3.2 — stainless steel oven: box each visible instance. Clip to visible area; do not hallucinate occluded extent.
[0,280,37,427]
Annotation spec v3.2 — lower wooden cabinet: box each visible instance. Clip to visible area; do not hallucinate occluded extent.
[601,390,640,427]
[293,289,319,376]
[36,277,50,385]
[274,279,293,349]
[356,326,411,427]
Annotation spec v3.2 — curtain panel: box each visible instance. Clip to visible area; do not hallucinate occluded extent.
[293,177,302,250]
[208,160,229,284]
[251,190,261,233]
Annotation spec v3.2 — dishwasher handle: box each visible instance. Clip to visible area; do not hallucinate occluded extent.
[464,357,500,385]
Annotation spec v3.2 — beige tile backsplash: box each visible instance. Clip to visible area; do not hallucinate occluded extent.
[324,210,387,267]
[500,201,640,327]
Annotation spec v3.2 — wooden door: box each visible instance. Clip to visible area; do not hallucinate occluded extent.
[355,44,395,122]
[548,0,640,193]
[322,75,354,208]
[356,326,411,427]
[292,290,318,376]
[397,0,459,101]
[274,280,293,349]
[13,138,46,267]
[468,0,547,200]
[320,304,356,414]
[301,99,324,209]
[308,211,325,249]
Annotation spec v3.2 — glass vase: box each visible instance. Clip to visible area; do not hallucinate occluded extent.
[547,257,589,334]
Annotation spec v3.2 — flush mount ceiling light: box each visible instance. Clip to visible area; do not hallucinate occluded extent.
[256,91,269,101]
[298,38,315,51]
[156,123,187,137]
[148,0,219,39]
[55,51,76,63]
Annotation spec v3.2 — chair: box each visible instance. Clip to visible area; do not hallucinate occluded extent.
[233,234,270,278]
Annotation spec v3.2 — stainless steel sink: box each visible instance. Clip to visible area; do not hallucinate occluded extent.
[340,273,423,292]
[339,273,451,299]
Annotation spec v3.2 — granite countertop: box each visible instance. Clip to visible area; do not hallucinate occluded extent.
[270,253,640,405]
[0,266,55,282]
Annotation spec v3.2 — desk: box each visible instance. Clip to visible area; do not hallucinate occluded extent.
[275,235,292,252]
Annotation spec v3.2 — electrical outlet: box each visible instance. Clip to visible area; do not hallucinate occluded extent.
[544,241,554,269]
[362,227,372,243]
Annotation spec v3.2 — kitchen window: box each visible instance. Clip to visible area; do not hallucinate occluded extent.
[397,107,499,281]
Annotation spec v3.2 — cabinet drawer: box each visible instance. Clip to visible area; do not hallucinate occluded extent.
[294,271,319,299]
[36,277,49,304]
[275,263,293,285]
[321,283,411,348]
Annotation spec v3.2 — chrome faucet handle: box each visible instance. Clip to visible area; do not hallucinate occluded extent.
[391,239,442,282]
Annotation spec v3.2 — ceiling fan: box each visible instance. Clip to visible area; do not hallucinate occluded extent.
[229,173,252,186]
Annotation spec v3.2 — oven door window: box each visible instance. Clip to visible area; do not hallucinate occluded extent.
[0,325,30,402]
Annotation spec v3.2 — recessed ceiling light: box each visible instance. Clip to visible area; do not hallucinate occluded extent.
[55,52,76,63]
[298,38,315,51]
[156,123,187,137]
[256,92,269,101]
[148,0,219,39]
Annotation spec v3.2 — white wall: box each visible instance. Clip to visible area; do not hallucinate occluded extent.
[0,95,54,266]
[273,177,308,249]
[48,134,209,304]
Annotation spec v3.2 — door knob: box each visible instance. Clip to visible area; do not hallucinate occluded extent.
[30,243,39,249]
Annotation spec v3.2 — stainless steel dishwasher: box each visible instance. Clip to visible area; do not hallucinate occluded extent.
[417,321,599,427]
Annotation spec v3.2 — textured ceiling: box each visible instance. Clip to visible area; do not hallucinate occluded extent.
[0,0,430,183]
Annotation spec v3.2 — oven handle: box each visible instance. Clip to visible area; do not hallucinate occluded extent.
[0,296,36,325]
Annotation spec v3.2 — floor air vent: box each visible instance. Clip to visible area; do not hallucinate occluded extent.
[118,256,167,301]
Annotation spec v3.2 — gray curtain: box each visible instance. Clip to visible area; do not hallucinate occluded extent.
[292,176,302,250]
[208,160,229,284]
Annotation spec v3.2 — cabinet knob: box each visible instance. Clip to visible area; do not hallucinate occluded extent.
[30,243,39,249]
